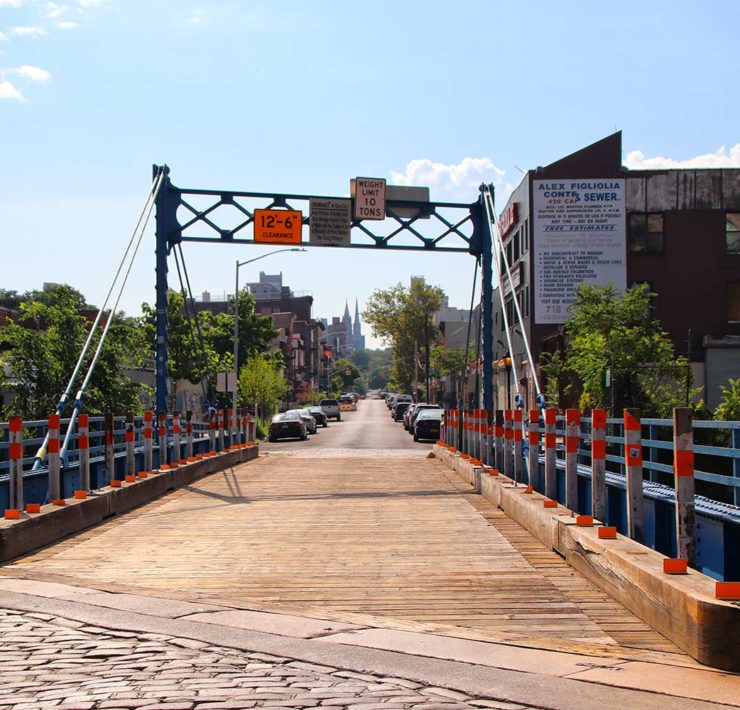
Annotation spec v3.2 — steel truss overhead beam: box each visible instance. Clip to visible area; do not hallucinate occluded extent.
[153,166,494,413]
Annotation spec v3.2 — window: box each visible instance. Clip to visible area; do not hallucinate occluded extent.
[513,230,520,262]
[729,283,740,323]
[727,213,740,253]
[629,213,664,253]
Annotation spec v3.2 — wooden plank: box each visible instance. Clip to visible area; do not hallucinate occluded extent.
[8,453,686,661]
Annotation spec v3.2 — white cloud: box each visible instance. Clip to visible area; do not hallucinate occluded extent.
[187,15,202,24]
[9,25,47,38]
[625,145,740,170]
[390,157,512,203]
[15,64,51,81]
[46,2,65,18]
[0,0,24,7]
[55,20,79,29]
[0,32,7,41]
[0,79,24,100]
[76,0,101,7]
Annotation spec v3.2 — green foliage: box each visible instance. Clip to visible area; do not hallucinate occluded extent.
[238,353,288,422]
[363,280,444,393]
[430,345,465,379]
[140,288,277,394]
[349,348,392,390]
[542,284,693,416]
[329,358,361,394]
[715,378,740,421]
[539,350,572,409]
[0,285,147,418]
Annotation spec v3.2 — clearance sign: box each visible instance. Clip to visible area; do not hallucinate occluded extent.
[254,209,303,244]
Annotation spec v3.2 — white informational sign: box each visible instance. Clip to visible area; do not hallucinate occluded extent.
[353,177,386,220]
[309,198,351,246]
[217,371,236,392]
[533,179,626,324]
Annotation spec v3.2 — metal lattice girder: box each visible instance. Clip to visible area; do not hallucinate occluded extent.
[155,170,483,255]
[152,165,491,414]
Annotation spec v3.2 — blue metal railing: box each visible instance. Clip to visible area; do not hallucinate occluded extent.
[0,414,225,509]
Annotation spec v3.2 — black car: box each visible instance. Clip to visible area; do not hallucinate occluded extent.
[268,413,307,442]
[393,401,411,421]
[413,409,443,441]
[307,406,328,427]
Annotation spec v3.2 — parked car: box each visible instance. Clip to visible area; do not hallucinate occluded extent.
[403,403,419,430]
[339,394,357,411]
[288,409,317,434]
[268,413,307,442]
[393,401,412,421]
[408,404,441,433]
[319,398,341,421]
[413,409,443,442]
[306,406,328,427]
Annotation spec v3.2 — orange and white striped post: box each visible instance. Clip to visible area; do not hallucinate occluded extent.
[513,409,523,483]
[158,411,168,467]
[544,408,557,500]
[565,409,580,512]
[217,410,225,452]
[484,411,493,466]
[624,408,644,543]
[186,410,194,459]
[48,413,62,504]
[478,409,487,461]
[7,416,23,514]
[172,411,181,466]
[77,414,90,492]
[104,413,115,485]
[494,410,504,471]
[528,410,540,491]
[209,413,216,452]
[226,407,236,448]
[591,409,607,521]
[125,411,136,478]
[143,411,154,472]
[460,409,466,455]
[503,410,513,478]
[673,407,696,567]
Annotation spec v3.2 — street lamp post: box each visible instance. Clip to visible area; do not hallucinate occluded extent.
[232,247,306,443]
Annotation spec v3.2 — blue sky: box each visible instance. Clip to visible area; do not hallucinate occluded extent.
[1,0,738,348]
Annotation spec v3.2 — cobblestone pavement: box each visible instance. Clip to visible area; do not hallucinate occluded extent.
[0,610,533,710]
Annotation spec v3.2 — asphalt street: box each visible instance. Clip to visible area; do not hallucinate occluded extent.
[260,397,434,453]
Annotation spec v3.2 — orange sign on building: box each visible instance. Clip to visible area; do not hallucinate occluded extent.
[254,209,303,244]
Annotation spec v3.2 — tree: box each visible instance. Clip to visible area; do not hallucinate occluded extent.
[715,378,740,422]
[140,288,277,400]
[329,358,360,394]
[238,354,288,422]
[0,285,148,418]
[363,280,444,395]
[542,284,692,415]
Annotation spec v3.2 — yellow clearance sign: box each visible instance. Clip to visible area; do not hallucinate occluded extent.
[254,209,303,244]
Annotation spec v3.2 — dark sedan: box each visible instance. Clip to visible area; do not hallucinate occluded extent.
[413,409,443,442]
[268,413,307,442]
[306,406,328,427]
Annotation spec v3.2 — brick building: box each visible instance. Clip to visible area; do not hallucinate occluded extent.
[493,132,740,409]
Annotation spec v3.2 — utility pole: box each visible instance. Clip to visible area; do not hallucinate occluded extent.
[414,340,419,400]
[425,316,431,402]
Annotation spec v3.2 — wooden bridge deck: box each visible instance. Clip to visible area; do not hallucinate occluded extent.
[5,452,687,662]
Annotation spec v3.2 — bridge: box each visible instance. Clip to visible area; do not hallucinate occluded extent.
[1,398,739,709]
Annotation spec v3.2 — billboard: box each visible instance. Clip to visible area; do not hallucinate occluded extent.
[533,179,626,324]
